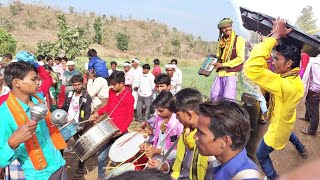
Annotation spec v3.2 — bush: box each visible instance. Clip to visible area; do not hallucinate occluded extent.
[116,32,129,51]
[0,28,17,55]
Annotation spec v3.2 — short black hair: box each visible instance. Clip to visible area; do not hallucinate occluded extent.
[110,61,117,66]
[108,169,172,180]
[152,91,173,111]
[274,39,301,69]
[46,56,53,61]
[199,99,250,150]
[70,74,84,83]
[108,70,125,84]
[37,55,45,61]
[171,59,178,65]
[3,53,12,60]
[170,88,202,113]
[153,59,160,65]
[55,57,62,62]
[61,56,68,62]
[87,49,97,57]
[142,64,150,70]
[4,62,37,89]
[154,73,171,85]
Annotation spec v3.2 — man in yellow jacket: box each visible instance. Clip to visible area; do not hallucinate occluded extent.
[210,18,245,101]
[244,18,307,180]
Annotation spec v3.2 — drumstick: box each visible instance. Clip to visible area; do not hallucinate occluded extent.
[78,117,113,125]
[117,131,141,147]
[134,163,148,167]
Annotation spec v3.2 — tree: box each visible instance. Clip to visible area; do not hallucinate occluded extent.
[93,17,103,44]
[295,6,318,32]
[116,32,129,51]
[36,41,58,57]
[0,28,16,55]
[56,14,91,59]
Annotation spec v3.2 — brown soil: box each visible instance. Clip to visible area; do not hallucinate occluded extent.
[64,101,320,179]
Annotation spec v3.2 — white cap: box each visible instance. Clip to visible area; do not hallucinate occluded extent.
[165,64,175,69]
[123,62,131,67]
[66,61,75,66]
[132,58,140,64]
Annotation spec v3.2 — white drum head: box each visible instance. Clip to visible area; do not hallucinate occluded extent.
[106,163,135,179]
[109,132,146,162]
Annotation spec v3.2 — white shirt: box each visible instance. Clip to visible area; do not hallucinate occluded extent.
[170,74,182,95]
[174,67,183,83]
[108,69,119,76]
[67,93,80,123]
[132,66,143,88]
[137,73,155,97]
[87,77,109,108]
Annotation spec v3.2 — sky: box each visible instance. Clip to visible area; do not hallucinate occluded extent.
[5,0,320,41]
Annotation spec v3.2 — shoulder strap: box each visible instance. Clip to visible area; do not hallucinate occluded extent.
[231,169,261,180]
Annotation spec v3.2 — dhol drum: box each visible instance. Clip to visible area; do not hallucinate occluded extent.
[108,132,148,174]
[105,163,135,179]
[73,119,119,162]
[59,120,82,141]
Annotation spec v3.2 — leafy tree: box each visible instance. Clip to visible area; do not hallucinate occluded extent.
[93,17,103,44]
[56,14,91,59]
[36,41,58,57]
[295,6,318,31]
[0,28,16,55]
[116,32,129,51]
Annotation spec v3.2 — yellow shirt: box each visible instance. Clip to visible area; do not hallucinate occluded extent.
[243,37,304,150]
[217,36,246,77]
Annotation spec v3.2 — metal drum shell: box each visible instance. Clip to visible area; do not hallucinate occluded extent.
[73,120,119,162]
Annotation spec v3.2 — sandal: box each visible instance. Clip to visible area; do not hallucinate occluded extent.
[299,147,308,159]
[300,127,315,136]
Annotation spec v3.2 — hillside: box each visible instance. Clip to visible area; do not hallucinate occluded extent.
[0,1,217,60]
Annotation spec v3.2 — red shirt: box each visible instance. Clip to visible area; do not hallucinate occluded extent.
[152,65,162,77]
[98,87,134,133]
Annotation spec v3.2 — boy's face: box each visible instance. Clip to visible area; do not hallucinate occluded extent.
[110,82,124,92]
[143,68,149,74]
[111,64,117,71]
[156,107,172,119]
[14,70,40,94]
[47,60,54,66]
[72,82,83,94]
[194,114,223,156]
[175,110,198,130]
[155,84,170,93]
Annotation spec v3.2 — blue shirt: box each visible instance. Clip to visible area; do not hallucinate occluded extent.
[0,93,66,180]
[88,56,109,78]
[213,149,260,180]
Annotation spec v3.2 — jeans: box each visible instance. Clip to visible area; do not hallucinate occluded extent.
[257,133,305,180]
[305,91,320,134]
[136,95,153,121]
[97,139,115,179]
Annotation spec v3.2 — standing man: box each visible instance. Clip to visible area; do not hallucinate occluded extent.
[300,54,320,135]
[210,18,245,101]
[87,49,109,79]
[123,61,134,89]
[108,61,118,76]
[244,18,307,180]
[132,58,143,110]
[165,63,181,95]
[170,59,182,85]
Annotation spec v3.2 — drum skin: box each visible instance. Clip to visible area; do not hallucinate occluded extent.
[73,120,119,162]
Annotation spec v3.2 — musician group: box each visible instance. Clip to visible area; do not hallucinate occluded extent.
[0,16,318,180]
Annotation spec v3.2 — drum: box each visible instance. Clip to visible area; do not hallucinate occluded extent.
[73,119,119,162]
[59,120,82,141]
[105,163,135,179]
[108,132,148,171]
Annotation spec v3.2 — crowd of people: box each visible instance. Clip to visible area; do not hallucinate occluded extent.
[0,16,319,180]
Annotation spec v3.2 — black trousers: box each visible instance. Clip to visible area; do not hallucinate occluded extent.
[305,90,320,134]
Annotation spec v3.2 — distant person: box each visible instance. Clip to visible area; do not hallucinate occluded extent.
[0,68,10,96]
[62,60,80,94]
[152,59,162,77]
[132,58,143,109]
[108,61,118,75]
[53,57,64,79]
[135,64,155,121]
[47,56,54,67]
[123,61,134,89]
[37,54,46,66]
[210,18,245,101]
[165,63,181,95]
[87,49,109,79]
[170,59,182,84]
[2,53,13,63]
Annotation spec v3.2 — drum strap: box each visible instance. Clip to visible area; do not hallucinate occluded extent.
[157,135,180,170]
[109,90,129,116]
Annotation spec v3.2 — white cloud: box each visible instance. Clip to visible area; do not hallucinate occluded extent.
[230,0,320,36]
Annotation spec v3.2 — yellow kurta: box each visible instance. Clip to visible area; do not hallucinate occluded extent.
[243,37,304,150]
[216,35,246,77]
